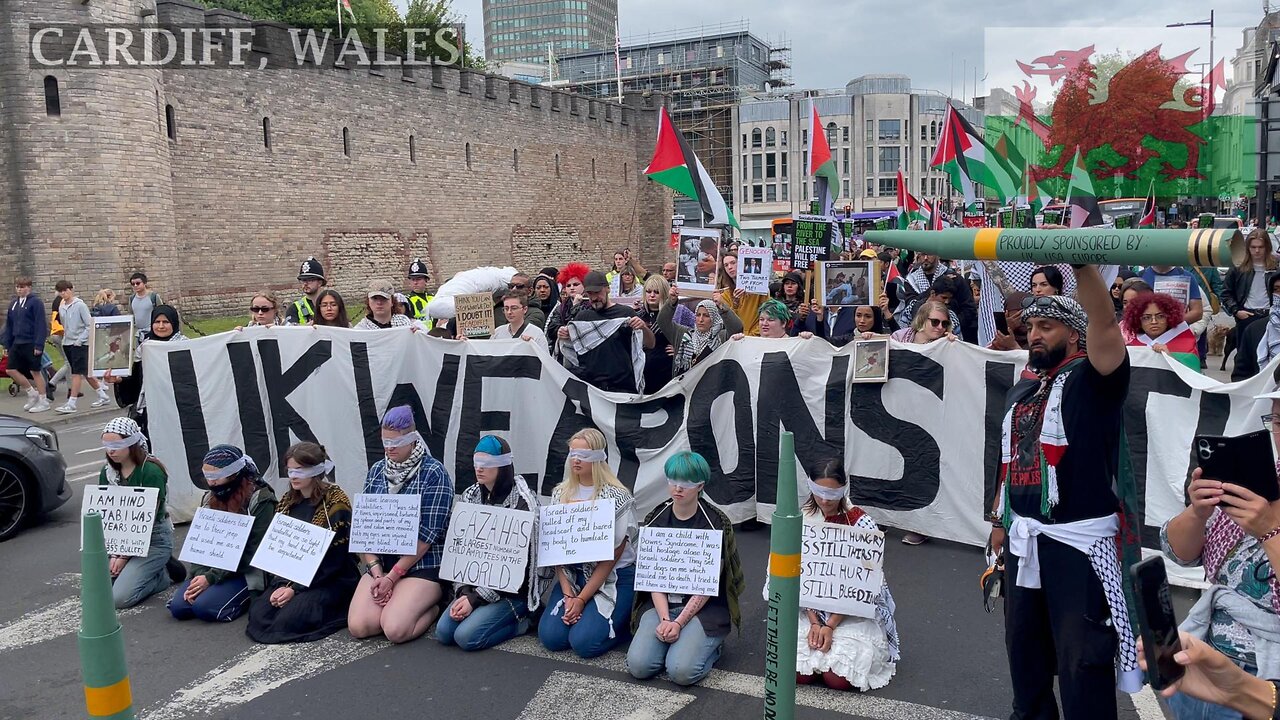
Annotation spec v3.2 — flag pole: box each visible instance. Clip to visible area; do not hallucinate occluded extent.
[337,0,343,37]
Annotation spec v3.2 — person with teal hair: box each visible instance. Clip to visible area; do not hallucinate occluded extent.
[731,298,816,341]
[436,435,548,651]
[627,451,745,686]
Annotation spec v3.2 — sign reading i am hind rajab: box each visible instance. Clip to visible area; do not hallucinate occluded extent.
[81,485,159,557]
[141,326,1280,588]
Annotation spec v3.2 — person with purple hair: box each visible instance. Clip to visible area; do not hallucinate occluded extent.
[348,405,454,644]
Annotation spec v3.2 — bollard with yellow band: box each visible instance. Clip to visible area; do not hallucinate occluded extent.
[863,227,1245,268]
[79,511,135,720]
[764,431,801,720]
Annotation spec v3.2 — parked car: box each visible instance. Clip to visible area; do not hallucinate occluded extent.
[0,415,69,540]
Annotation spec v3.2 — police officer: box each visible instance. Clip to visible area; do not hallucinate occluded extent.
[286,257,326,325]
[404,257,433,326]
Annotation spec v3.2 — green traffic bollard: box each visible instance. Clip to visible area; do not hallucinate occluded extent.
[79,511,135,719]
[863,226,1244,268]
[764,431,801,720]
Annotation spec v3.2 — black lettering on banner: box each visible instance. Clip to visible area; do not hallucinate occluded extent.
[167,349,210,489]
[352,345,461,470]
[755,352,844,505]
[983,360,1019,515]
[614,393,687,490]
[688,359,756,506]
[1122,366,1193,547]
[226,342,271,478]
[848,349,943,510]
[456,355,542,491]
[350,341,385,470]
[256,339,331,475]
[542,376,598,495]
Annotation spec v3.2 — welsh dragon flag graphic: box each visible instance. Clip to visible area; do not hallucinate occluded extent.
[643,106,738,228]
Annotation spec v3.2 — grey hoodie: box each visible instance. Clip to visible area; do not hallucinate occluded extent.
[60,296,92,346]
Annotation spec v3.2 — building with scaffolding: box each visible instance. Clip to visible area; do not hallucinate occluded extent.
[482,0,619,65]
[550,21,793,220]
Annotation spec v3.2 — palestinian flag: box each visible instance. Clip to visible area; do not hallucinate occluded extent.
[896,169,929,229]
[1139,180,1157,227]
[341,0,356,20]
[931,104,1019,207]
[1018,172,1046,215]
[929,199,944,230]
[644,106,738,228]
[1064,148,1103,228]
[993,133,1028,177]
[809,102,840,210]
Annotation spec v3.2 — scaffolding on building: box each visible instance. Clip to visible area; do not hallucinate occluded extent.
[552,21,793,203]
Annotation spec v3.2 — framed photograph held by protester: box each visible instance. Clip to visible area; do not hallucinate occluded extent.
[852,338,889,383]
[676,227,721,299]
[89,316,134,378]
[818,260,877,308]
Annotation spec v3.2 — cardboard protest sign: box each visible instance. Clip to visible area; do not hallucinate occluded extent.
[179,507,255,572]
[454,293,495,339]
[676,228,721,299]
[537,498,616,567]
[736,247,773,295]
[791,215,832,271]
[349,493,421,555]
[439,502,535,593]
[799,521,885,619]
[635,527,723,596]
[249,514,335,587]
[81,485,159,557]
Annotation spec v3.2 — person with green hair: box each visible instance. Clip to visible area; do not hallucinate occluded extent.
[627,451,745,686]
[731,298,815,341]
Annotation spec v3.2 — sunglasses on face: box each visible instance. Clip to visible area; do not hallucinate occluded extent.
[250,306,274,313]
[1265,414,1278,429]
[508,283,527,290]
[131,281,144,286]
[1020,295,1063,311]
[927,317,951,329]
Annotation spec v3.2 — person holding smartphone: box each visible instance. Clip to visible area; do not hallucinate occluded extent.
[1160,399,1280,719]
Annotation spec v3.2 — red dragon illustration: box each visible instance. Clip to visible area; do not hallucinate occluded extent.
[1014,45,1224,184]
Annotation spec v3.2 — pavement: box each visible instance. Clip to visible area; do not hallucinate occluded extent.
[0,379,118,428]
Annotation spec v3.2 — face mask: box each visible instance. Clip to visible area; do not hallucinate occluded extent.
[568,448,607,463]
[208,475,243,501]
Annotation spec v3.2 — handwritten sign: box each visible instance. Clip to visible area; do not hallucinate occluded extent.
[179,507,255,572]
[791,215,833,271]
[349,493,420,555]
[454,292,495,339]
[81,485,158,557]
[439,503,535,593]
[736,246,773,295]
[537,498,616,567]
[635,527,723,596]
[799,521,885,619]
[249,514,335,587]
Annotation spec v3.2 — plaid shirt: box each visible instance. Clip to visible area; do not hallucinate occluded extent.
[364,453,454,572]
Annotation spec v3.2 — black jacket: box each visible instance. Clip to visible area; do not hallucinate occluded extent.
[1222,267,1277,316]
[1232,316,1270,382]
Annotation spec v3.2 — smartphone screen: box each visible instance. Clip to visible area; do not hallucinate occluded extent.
[992,311,1009,336]
[1130,557,1184,690]
[1194,431,1280,503]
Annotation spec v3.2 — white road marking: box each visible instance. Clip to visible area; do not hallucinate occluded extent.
[47,572,80,587]
[141,634,391,720]
[75,447,103,455]
[517,670,694,720]
[498,636,1000,720]
[0,588,174,654]
[1130,687,1169,720]
[66,460,102,473]
[70,471,100,484]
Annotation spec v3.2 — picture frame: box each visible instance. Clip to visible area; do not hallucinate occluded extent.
[852,338,890,384]
[89,316,135,378]
[676,227,721,299]
[818,260,878,308]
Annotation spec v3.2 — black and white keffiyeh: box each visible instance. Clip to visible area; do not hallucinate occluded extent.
[562,318,646,394]
[673,300,724,374]
[1021,295,1089,350]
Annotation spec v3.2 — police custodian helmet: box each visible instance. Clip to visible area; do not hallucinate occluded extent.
[298,256,326,282]
[407,257,429,279]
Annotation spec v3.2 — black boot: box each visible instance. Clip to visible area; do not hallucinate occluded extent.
[166,556,187,584]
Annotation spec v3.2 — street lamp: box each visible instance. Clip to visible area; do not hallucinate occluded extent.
[1168,10,1215,209]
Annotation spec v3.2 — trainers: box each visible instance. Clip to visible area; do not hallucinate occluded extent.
[22,392,38,411]
[91,393,111,408]
[55,402,76,414]
[165,556,187,584]
[28,398,51,413]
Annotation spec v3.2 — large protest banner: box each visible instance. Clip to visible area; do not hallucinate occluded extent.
[141,327,1280,586]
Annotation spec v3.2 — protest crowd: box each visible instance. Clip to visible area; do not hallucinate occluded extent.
[8,213,1280,718]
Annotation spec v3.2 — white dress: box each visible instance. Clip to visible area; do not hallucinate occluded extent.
[793,510,899,691]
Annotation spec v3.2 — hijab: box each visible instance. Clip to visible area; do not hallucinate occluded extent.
[146,304,186,342]
[674,300,725,374]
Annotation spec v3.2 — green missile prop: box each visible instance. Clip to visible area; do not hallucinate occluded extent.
[79,511,135,720]
[764,431,801,720]
[863,227,1244,268]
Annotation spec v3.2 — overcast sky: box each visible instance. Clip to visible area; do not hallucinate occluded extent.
[395,0,1258,97]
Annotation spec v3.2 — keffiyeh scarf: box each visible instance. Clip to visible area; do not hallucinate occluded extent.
[562,318,646,394]
[383,440,426,493]
[674,300,724,374]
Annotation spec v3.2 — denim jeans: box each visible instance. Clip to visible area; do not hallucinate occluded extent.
[168,575,250,623]
[1166,691,1243,720]
[626,608,724,686]
[436,598,526,651]
[111,520,174,609]
[539,565,635,658]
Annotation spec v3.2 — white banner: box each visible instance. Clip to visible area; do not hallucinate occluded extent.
[179,507,255,572]
[537,499,616,567]
[349,493,421,556]
[439,503,535,593]
[81,485,159,557]
[249,514,335,587]
[635,527,723,596]
[141,327,1280,588]
[800,521,886,619]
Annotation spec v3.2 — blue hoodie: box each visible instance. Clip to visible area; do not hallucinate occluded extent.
[1,294,48,349]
